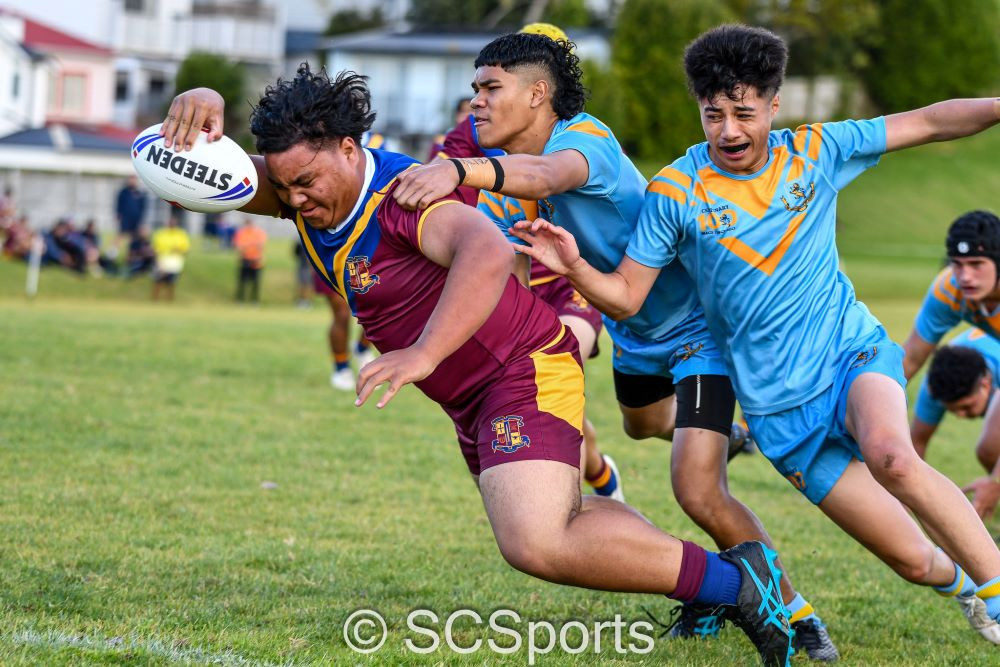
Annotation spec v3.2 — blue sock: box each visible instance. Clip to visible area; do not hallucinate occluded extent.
[786,592,818,624]
[934,560,977,598]
[587,459,618,496]
[976,576,1000,620]
[355,341,369,354]
[692,551,741,606]
[334,359,350,372]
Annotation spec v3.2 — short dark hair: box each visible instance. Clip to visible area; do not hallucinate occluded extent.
[475,33,586,120]
[250,63,376,153]
[927,345,988,403]
[683,24,787,102]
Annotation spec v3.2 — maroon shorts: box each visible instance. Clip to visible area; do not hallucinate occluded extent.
[532,277,602,358]
[444,326,585,476]
[312,270,336,296]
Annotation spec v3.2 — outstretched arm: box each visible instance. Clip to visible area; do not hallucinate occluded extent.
[902,328,937,381]
[963,390,1000,519]
[510,219,659,321]
[393,150,589,211]
[355,204,514,408]
[909,416,938,459]
[158,88,283,217]
[885,97,999,153]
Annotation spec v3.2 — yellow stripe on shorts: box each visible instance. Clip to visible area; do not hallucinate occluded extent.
[530,327,584,434]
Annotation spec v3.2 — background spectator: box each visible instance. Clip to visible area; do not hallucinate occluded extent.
[233,217,266,304]
[151,215,190,301]
[125,225,155,278]
[115,176,146,259]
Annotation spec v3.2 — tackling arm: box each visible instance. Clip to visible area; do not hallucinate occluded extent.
[885,97,1000,153]
[393,150,589,211]
[510,219,659,321]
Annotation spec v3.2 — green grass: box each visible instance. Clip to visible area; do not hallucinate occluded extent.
[0,130,998,665]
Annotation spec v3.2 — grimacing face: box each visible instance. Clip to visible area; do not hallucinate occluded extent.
[264,138,363,230]
[469,65,538,150]
[699,85,780,175]
[944,374,993,419]
[949,256,998,301]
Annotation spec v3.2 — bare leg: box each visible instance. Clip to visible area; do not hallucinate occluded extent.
[479,459,682,592]
[620,395,677,441]
[326,292,350,361]
[843,373,1000,583]
[561,315,605,479]
[671,426,798,602]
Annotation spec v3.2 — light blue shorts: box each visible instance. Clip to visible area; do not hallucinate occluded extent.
[606,311,729,382]
[745,326,906,505]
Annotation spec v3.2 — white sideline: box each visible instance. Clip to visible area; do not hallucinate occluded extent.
[5,628,296,666]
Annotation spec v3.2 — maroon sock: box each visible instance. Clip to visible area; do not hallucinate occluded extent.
[668,540,708,602]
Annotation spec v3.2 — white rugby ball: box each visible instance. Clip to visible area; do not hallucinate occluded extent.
[130,123,257,213]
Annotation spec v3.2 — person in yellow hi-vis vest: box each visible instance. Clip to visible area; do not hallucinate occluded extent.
[151,214,190,301]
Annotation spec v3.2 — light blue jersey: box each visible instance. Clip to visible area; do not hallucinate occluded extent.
[913,267,1000,344]
[914,328,1000,425]
[628,118,888,415]
[537,113,703,343]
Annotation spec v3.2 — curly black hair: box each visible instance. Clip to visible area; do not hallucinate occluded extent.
[683,24,787,102]
[475,33,586,120]
[249,63,376,153]
[927,345,988,404]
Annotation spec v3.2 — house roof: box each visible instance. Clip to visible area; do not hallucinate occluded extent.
[285,29,323,55]
[0,124,134,153]
[322,29,506,57]
[0,8,112,56]
[320,28,611,59]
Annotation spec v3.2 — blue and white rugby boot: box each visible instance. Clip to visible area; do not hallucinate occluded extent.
[720,541,795,667]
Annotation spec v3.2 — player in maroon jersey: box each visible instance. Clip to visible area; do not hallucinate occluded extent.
[157,65,794,665]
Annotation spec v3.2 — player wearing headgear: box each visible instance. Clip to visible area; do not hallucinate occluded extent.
[911,329,1000,519]
[158,64,796,667]
[903,211,1000,380]
[508,23,1000,647]
[391,31,826,659]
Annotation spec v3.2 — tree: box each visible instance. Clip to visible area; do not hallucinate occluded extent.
[324,8,384,36]
[543,0,591,27]
[860,0,999,112]
[171,52,246,134]
[408,0,501,26]
[612,0,734,159]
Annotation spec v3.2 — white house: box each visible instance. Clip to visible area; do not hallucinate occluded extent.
[0,15,48,137]
[321,28,610,145]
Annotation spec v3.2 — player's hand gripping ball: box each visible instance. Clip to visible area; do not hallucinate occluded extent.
[130,123,257,212]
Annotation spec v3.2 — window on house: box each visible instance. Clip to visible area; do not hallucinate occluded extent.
[115,71,129,102]
[11,72,19,99]
[61,74,87,114]
[124,0,146,12]
[148,74,166,97]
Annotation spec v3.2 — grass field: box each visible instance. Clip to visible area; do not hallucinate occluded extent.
[1,131,998,665]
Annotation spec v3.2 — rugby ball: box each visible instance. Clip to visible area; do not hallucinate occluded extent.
[130,123,257,213]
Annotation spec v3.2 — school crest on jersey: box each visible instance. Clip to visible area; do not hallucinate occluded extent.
[491,415,531,454]
[346,255,380,294]
[781,181,815,212]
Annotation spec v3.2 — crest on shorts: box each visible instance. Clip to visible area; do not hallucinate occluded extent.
[346,255,380,294]
[491,415,531,454]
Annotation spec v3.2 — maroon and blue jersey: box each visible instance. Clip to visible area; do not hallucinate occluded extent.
[285,148,563,406]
